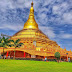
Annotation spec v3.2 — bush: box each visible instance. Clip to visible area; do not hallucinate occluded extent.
[70,60,72,62]
[55,52,60,63]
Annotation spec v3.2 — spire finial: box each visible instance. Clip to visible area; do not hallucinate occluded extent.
[31,1,33,7]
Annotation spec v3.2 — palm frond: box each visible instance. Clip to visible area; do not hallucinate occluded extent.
[5,37,9,41]
[0,37,1,40]
[17,43,24,47]
[0,37,2,43]
[4,37,9,42]
[2,37,5,40]
[8,40,14,43]
[15,43,23,48]
[3,45,7,48]
[0,43,3,47]
[8,44,14,47]
[19,43,24,45]
[15,39,20,44]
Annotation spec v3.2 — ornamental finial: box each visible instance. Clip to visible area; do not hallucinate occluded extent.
[31,1,33,7]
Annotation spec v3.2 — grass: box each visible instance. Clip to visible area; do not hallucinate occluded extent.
[0,59,72,72]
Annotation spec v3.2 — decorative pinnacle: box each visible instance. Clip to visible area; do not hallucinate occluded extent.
[31,1,33,7]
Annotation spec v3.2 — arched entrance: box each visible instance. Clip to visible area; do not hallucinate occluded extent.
[4,51,31,58]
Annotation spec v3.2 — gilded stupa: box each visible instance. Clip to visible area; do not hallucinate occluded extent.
[0,2,72,61]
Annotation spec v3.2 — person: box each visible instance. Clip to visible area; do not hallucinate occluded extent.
[45,57,47,61]
[42,58,45,61]
[0,55,1,59]
[4,55,6,59]
[0,53,1,59]
[11,56,13,59]
[8,55,10,59]
[1,54,3,59]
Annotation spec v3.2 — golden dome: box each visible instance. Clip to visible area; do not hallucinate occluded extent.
[23,2,38,29]
[10,2,58,48]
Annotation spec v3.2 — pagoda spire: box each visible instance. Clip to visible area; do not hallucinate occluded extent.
[23,1,38,29]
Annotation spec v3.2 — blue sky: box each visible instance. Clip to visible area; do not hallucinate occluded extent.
[0,0,72,51]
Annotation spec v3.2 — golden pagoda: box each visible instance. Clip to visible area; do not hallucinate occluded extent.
[0,2,72,61]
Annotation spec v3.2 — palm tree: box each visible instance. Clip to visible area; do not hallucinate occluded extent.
[0,37,13,58]
[10,39,23,59]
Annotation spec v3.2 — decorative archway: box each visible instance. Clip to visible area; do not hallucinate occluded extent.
[4,50,31,58]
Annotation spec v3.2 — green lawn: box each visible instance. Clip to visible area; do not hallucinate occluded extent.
[0,59,72,72]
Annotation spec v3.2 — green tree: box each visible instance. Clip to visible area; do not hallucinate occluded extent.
[0,37,12,58]
[10,39,23,59]
[55,52,60,63]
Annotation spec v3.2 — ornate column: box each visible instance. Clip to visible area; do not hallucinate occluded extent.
[24,52,25,58]
[44,56,45,59]
[6,51,8,56]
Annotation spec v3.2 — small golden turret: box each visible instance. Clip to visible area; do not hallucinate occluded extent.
[23,1,38,29]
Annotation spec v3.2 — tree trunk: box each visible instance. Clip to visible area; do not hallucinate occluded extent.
[57,59,59,63]
[13,49,15,59]
[58,60,59,63]
[3,48,4,59]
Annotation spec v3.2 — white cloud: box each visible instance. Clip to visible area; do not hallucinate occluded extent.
[62,12,72,24]
[0,23,23,31]
[64,34,72,38]
[0,0,14,11]
[53,5,61,15]
[52,2,72,24]
[58,33,72,39]
[38,13,48,25]
[62,34,72,39]
[43,0,55,6]
[39,26,56,38]
[53,2,69,15]
[0,0,72,25]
